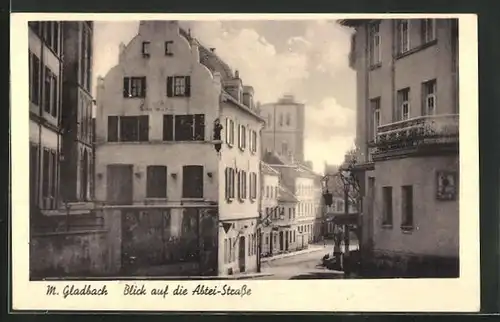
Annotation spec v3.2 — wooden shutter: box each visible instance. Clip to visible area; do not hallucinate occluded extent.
[141,77,147,98]
[194,114,205,141]
[184,76,191,97]
[166,77,173,97]
[107,116,119,142]
[225,118,230,144]
[163,115,174,141]
[123,77,129,97]
[138,115,149,142]
[146,166,167,198]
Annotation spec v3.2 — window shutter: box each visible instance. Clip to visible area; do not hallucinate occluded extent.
[185,76,191,97]
[194,114,205,141]
[141,77,147,97]
[123,77,129,97]
[138,115,149,142]
[163,115,174,141]
[166,77,173,97]
[107,116,119,142]
[225,118,230,144]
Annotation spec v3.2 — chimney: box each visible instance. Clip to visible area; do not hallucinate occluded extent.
[224,71,243,102]
[235,70,240,79]
[242,86,254,109]
[210,48,216,53]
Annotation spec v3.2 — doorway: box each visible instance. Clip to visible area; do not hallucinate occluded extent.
[279,231,284,251]
[238,236,246,273]
[285,230,289,251]
[107,164,133,204]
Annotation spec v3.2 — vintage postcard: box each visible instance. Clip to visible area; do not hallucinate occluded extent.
[10,13,479,312]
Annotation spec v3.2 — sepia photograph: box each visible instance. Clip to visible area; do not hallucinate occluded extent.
[12,13,479,312]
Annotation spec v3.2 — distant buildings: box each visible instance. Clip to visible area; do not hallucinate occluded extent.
[340,18,459,276]
[262,152,322,252]
[259,94,305,163]
[260,162,280,255]
[95,21,264,276]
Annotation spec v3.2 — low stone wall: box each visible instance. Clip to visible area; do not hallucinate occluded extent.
[30,230,110,279]
[359,250,459,278]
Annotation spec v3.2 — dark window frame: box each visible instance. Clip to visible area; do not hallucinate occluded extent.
[123,77,147,98]
[146,165,168,198]
[401,185,414,230]
[182,165,204,199]
[167,76,191,97]
[382,186,393,227]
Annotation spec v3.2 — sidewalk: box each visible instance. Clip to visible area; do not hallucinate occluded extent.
[262,243,331,263]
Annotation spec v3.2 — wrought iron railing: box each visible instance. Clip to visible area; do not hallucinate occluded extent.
[373,114,459,152]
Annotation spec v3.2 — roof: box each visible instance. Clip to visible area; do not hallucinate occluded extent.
[221,92,266,123]
[261,161,280,176]
[262,151,287,166]
[278,185,299,203]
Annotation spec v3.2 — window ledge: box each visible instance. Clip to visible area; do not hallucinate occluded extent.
[381,224,393,229]
[181,198,205,202]
[395,39,438,60]
[369,63,382,71]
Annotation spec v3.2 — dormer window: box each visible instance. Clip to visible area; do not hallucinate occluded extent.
[142,41,151,57]
[165,41,174,56]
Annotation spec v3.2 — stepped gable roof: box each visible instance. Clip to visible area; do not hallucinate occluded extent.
[278,185,299,203]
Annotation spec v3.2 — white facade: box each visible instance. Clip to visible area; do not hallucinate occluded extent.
[295,175,316,245]
[260,164,280,254]
[95,21,264,276]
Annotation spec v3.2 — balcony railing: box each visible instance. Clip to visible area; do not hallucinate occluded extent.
[372,114,459,156]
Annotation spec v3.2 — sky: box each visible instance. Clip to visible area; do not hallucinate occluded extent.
[92,20,356,173]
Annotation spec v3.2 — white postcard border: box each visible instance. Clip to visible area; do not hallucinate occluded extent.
[10,13,480,312]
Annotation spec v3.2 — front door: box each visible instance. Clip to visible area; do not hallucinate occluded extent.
[279,231,284,251]
[107,164,133,204]
[285,230,289,250]
[238,236,246,273]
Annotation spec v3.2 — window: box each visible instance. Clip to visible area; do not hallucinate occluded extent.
[43,67,57,117]
[382,186,393,226]
[167,76,191,97]
[80,25,92,90]
[225,168,236,200]
[146,166,167,198]
[29,51,41,105]
[123,77,146,98]
[401,185,414,229]
[167,114,205,141]
[238,170,247,200]
[369,22,381,65]
[397,88,410,121]
[397,19,410,54]
[43,22,60,54]
[182,165,204,199]
[423,79,437,115]
[142,41,151,56]
[370,98,381,141]
[238,124,247,150]
[421,19,436,44]
[279,113,283,126]
[225,118,235,146]
[288,208,292,220]
[285,113,291,126]
[165,41,174,56]
[249,130,257,153]
[42,149,51,206]
[50,150,57,203]
[267,113,272,128]
[249,172,257,200]
[30,144,39,207]
[119,116,149,142]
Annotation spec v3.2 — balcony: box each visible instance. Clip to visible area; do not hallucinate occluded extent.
[371,114,459,160]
